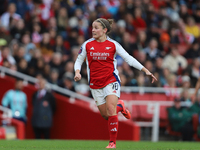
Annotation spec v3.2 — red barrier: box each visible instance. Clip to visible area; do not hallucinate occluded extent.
[0,127,6,139]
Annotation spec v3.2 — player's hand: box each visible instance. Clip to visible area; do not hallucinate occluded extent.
[146,72,157,83]
[74,73,81,82]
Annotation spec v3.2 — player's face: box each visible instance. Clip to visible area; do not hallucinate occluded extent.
[92,21,106,40]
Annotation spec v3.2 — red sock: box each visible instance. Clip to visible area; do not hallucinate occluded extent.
[108,115,118,144]
[117,104,123,113]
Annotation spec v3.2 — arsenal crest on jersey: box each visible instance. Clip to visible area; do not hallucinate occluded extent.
[78,47,82,54]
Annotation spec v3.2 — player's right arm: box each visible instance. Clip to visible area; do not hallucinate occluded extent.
[74,42,87,82]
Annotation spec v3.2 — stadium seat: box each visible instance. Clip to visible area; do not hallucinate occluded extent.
[191,114,200,141]
[151,93,168,101]
[131,105,140,121]
[134,93,152,101]
[138,105,153,121]
[120,92,135,101]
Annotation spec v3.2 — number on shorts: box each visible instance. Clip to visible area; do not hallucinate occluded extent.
[112,83,118,90]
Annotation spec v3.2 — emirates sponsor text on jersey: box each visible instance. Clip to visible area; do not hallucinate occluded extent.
[90,52,110,60]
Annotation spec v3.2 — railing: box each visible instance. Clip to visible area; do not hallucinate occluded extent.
[0,66,93,102]
[0,66,196,96]
[125,100,174,142]
[0,105,12,119]
[121,86,195,94]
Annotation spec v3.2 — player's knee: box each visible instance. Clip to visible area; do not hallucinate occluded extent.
[106,105,115,116]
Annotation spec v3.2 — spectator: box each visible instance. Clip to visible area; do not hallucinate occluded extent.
[59,72,75,93]
[155,57,164,76]
[120,32,134,56]
[179,88,192,108]
[162,46,188,74]
[169,27,180,44]
[185,16,200,39]
[28,49,42,76]
[188,58,200,87]
[17,58,28,75]
[181,75,191,88]
[184,40,200,60]
[158,32,171,55]
[0,38,7,65]
[14,46,25,63]
[35,58,45,76]
[57,7,68,36]
[1,46,16,67]
[132,30,148,53]
[1,3,21,31]
[135,50,146,65]
[179,3,190,23]
[143,38,161,63]
[132,7,146,29]
[121,61,134,86]
[21,33,36,62]
[48,68,59,85]
[164,73,179,101]
[36,32,54,62]
[2,78,27,124]
[114,20,126,43]
[53,35,68,55]
[167,97,194,141]
[157,7,170,30]
[49,52,63,77]
[9,0,28,18]
[61,61,74,77]
[31,77,56,139]
[193,8,200,23]
[43,63,51,79]
[10,18,26,41]
[32,23,42,44]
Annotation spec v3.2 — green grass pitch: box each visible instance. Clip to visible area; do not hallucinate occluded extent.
[0,140,199,150]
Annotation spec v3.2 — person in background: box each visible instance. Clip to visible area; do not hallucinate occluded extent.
[31,78,56,139]
[2,78,27,124]
[0,3,21,31]
[167,97,194,141]
[162,47,188,74]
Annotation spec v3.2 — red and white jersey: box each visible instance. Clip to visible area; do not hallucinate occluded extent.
[74,37,144,89]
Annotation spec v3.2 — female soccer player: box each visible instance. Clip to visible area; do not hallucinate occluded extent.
[74,18,157,148]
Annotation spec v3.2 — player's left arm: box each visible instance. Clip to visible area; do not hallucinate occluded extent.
[115,42,157,83]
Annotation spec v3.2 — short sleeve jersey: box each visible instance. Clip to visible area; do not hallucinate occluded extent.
[74,37,144,89]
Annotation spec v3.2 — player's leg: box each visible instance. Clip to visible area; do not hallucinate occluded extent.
[105,94,118,148]
[91,88,108,120]
[98,103,108,120]
[117,100,131,119]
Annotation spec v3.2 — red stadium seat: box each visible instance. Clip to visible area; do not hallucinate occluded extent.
[120,92,135,101]
[135,93,152,101]
[131,105,140,121]
[151,94,167,101]
[138,105,153,121]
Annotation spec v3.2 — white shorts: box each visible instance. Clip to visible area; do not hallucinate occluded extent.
[90,81,120,106]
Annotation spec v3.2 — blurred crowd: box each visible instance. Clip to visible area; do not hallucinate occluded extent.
[0,0,200,96]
